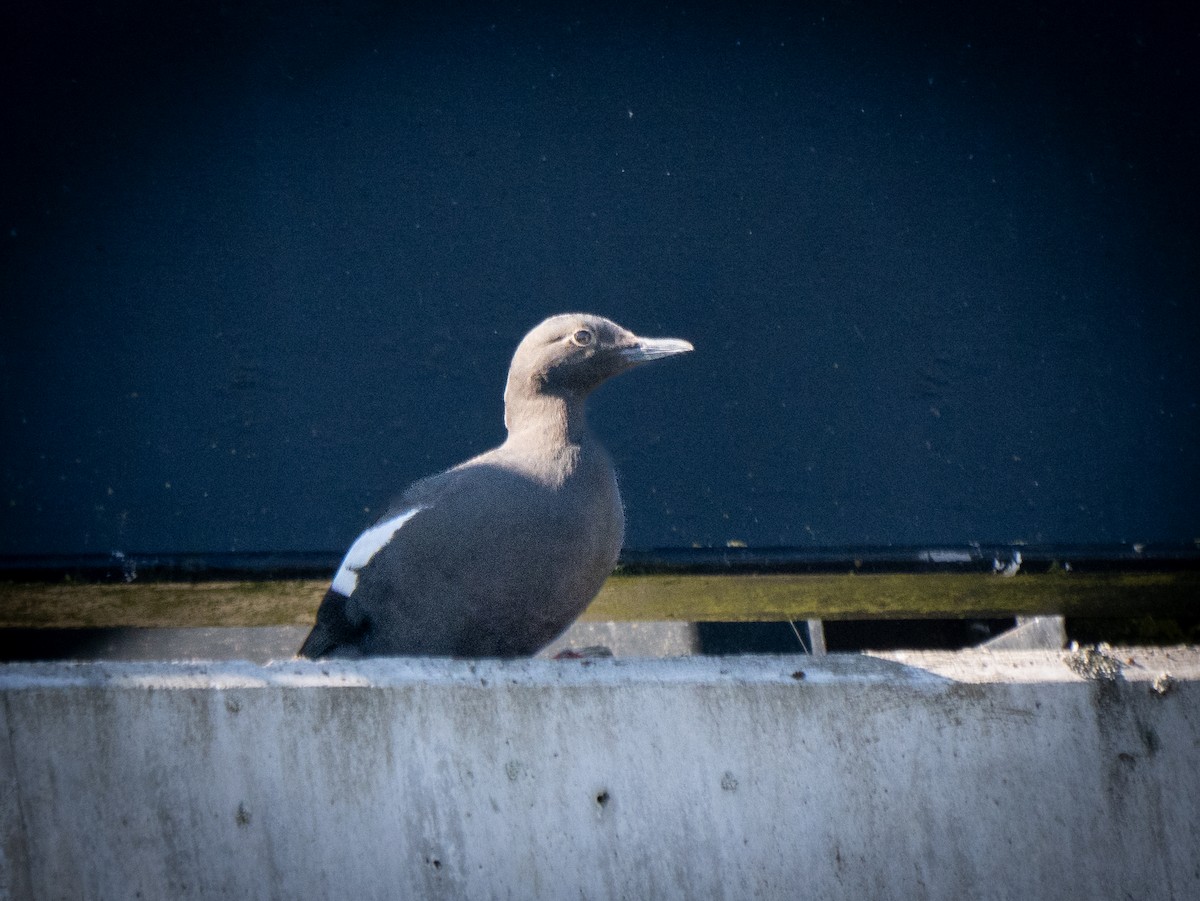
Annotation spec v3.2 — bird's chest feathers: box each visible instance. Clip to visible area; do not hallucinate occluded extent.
[498,444,622,550]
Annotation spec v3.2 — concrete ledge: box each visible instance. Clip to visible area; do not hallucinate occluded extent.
[0,626,313,664]
[0,621,699,663]
[3,649,1199,900]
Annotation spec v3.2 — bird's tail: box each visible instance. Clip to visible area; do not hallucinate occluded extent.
[296,589,365,659]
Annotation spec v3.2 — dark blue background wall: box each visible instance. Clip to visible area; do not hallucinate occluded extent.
[2,1,1197,556]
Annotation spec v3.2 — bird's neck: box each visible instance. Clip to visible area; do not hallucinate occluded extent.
[503,390,588,449]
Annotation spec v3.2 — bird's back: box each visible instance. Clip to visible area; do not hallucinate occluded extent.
[300,437,622,658]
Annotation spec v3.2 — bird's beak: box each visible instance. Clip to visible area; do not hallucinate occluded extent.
[619,336,694,364]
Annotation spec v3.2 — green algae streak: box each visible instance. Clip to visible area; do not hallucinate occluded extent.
[1,571,1196,628]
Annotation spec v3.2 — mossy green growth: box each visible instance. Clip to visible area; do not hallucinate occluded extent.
[584,571,1200,622]
[0,580,327,628]
[0,570,1195,628]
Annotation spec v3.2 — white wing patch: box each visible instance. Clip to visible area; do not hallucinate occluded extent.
[331,506,425,596]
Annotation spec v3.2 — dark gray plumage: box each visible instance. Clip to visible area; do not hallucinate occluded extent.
[298,313,692,658]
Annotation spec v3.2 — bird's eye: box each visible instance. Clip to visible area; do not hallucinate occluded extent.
[570,329,594,347]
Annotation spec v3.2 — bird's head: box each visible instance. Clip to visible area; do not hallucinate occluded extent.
[503,313,693,432]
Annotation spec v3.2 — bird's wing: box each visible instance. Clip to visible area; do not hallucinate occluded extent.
[298,505,428,658]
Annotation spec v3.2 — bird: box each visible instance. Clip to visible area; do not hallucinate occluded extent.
[298,313,693,658]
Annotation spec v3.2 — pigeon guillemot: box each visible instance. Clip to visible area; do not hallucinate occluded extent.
[298,313,692,658]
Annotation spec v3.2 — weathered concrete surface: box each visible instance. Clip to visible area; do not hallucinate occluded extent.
[2,649,1198,901]
[0,626,312,663]
[0,621,698,663]
[982,616,1067,651]
[540,620,700,658]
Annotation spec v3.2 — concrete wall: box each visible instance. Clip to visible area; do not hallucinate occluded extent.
[2,649,1198,900]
